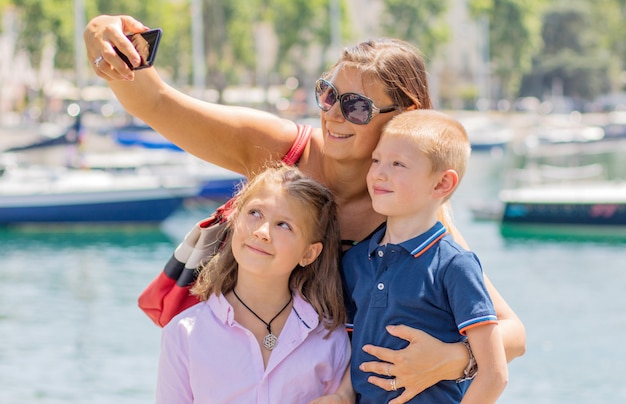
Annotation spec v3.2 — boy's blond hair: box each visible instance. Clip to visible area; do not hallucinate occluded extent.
[382,109,471,180]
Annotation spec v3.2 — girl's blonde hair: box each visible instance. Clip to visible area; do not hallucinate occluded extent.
[191,163,346,334]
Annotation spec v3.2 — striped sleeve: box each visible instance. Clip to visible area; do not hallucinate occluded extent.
[458,315,498,336]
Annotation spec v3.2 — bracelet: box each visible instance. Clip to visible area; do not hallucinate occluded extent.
[456,340,478,383]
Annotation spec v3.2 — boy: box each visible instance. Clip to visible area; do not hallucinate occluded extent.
[342,110,508,403]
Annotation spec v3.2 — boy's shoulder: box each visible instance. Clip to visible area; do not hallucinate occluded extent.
[439,234,471,254]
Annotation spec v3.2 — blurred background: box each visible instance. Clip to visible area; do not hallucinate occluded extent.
[1,1,626,403]
[0,0,624,125]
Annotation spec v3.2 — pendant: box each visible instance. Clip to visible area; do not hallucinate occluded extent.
[263,333,278,350]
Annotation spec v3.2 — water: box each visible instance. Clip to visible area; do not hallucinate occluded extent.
[1,152,626,403]
[0,228,172,404]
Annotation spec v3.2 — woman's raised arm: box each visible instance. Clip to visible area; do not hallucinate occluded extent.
[84,15,298,177]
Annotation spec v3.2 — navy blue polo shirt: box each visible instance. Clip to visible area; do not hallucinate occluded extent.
[341,221,497,403]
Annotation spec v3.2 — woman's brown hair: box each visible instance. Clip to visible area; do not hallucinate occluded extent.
[326,38,433,110]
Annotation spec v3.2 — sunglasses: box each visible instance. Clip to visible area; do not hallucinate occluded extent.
[314,78,397,125]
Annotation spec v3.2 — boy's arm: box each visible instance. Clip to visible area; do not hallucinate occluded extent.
[460,324,508,404]
[440,203,527,362]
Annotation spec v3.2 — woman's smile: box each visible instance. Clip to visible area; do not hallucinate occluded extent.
[326,127,353,139]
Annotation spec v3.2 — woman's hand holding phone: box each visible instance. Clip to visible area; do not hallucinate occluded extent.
[84,15,154,80]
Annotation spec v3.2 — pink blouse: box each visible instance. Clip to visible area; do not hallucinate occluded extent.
[157,293,350,403]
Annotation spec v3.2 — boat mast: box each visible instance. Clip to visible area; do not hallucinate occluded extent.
[73,0,86,105]
[191,0,206,98]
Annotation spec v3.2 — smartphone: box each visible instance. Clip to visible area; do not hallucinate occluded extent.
[115,28,162,70]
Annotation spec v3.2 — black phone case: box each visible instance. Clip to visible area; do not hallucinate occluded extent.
[115,28,162,70]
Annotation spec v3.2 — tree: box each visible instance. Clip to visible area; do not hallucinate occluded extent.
[380,0,450,58]
[200,0,342,105]
[270,0,332,78]
[468,0,545,101]
[521,2,614,106]
[11,0,74,68]
[589,0,626,93]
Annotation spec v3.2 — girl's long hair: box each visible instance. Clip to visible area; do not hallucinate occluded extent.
[191,163,346,335]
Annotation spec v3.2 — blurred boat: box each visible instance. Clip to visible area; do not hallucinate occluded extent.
[499,181,626,228]
[0,117,245,224]
[457,114,515,152]
[469,162,608,221]
[0,163,202,225]
[104,121,245,200]
[82,150,244,201]
[4,115,84,153]
[110,122,183,151]
[528,125,605,145]
[468,200,504,221]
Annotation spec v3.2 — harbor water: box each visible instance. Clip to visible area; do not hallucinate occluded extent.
[1,150,626,403]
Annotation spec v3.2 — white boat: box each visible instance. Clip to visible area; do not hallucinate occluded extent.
[456,114,515,151]
[0,162,202,224]
[81,149,245,201]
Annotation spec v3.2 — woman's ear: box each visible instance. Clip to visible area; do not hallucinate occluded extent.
[433,169,459,199]
[299,242,323,267]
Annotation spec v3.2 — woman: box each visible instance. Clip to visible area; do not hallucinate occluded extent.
[85,15,525,403]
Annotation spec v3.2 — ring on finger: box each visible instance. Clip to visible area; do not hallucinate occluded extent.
[94,56,103,68]
[386,364,391,377]
[390,378,397,391]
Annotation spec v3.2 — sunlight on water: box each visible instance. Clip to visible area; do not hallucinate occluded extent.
[0,228,173,404]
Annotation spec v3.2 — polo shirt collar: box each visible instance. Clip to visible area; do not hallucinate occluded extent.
[367,221,447,258]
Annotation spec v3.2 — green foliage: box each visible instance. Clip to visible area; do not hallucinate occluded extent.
[270,0,323,76]
[380,0,450,58]
[589,0,626,86]
[468,0,546,100]
[522,2,614,100]
[201,0,342,90]
[468,0,491,15]
[2,0,624,106]
[11,0,74,67]
[472,0,624,102]
[3,0,189,72]
[227,0,258,71]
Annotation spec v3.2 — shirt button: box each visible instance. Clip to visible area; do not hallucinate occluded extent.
[377,283,385,290]
[377,250,384,257]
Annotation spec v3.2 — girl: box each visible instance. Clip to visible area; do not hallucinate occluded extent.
[156,164,350,403]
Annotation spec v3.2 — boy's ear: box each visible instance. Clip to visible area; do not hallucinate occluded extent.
[299,242,323,267]
[433,169,459,198]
